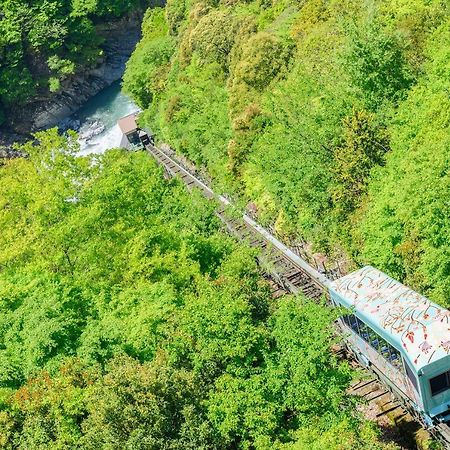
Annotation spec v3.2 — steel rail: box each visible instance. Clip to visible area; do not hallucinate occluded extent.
[147,144,328,293]
[242,214,331,290]
[144,143,447,449]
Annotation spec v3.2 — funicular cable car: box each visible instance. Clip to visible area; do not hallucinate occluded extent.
[329,266,450,428]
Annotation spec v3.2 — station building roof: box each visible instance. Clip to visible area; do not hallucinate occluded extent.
[118,113,138,134]
[330,266,450,370]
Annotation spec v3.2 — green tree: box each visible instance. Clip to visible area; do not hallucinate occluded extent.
[189,10,244,70]
[331,109,389,220]
[344,19,413,110]
[355,19,450,304]
[233,32,291,91]
[165,0,186,35]
[123,8,175,108]
[80,355,215,449]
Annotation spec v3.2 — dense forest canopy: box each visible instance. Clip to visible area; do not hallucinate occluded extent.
[123,0,450,306]
[0,132,399,448]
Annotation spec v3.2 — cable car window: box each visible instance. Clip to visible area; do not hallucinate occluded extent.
[368,329,379,351]
[341,315,350,327]
[378,338,390,360]
[348,315,359,333]
[341,314,358,333]
[388,345,401,369]
[430,371,450,396]
[404,360,419,393]
[357,318,370,342]
[340,313,403,371]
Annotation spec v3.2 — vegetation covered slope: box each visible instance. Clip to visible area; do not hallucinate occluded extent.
[0,131,397,449]
[123,1,450,306]
[0,0,149,125]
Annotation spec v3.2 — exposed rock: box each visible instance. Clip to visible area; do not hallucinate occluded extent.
[0,129,29,158]
[59,117,81,133]
[0,146,26,161]
[7,11,143,135]
[78,119,106,142]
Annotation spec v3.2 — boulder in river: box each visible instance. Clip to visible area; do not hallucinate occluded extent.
[59,117,81,132]
[79,119,106,142]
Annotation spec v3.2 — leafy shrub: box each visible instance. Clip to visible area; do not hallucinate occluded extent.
[47,55,76,76]
[0,67,35,105]
[233,32,292,91]
[331,109,389,220]
[344,19,414,109]
[165,0,186,35]
[48,77,61,92]
[189,10,244,70]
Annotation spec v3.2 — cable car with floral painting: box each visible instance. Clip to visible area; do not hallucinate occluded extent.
[329,266,450,428]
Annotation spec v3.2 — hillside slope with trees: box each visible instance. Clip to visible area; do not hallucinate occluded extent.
[0,131,399,448]
[123,0,450,306]
[0,0,151,126]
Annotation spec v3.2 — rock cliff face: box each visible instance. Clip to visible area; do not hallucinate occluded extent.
[8,12,142,135]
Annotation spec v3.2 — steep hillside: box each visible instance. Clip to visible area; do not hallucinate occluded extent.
[124,0,450,305]
[0,0,152,129]
[0,131,398,449]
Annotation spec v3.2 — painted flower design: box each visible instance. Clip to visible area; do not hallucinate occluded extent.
[419,341,433,354]
[440,340,450,353]
[435,310,450,323]
[393,324,405,333]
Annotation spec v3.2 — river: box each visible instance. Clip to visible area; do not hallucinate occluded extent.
[72,80,139,155]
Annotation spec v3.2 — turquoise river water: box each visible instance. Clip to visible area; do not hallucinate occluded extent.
[75,80,138,155]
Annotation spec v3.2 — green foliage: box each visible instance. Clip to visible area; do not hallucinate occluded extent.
[0,0,143,112]
[123,8,175,108]
[143,58,233,186]
[123,0,450,306]
[7,360,93,448]
[233,32,292,91]
[79,355,211,449]
[344,19,414,110]
[47,55,76,77]
[355,18,450,305]
[72,0,98,17]
[0,274,88,384]
[379,0,449,71]
[189,9,245,70]
[0,66,35,105]
[331,109,389,220]
[165,0,186,35]
[48,77,61,92]
[0,130,396,449]
[268,297,350,416]
[228,103,270,176]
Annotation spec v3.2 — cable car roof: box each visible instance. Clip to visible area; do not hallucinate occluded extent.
[330,266,450,371]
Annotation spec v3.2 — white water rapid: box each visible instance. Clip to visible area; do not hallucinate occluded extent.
[64,80,139,155]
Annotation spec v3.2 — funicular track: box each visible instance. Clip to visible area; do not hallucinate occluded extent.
[147,145,326,297]
[145,144,445,449]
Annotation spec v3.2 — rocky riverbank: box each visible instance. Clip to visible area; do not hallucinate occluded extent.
[0,10,144,154]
